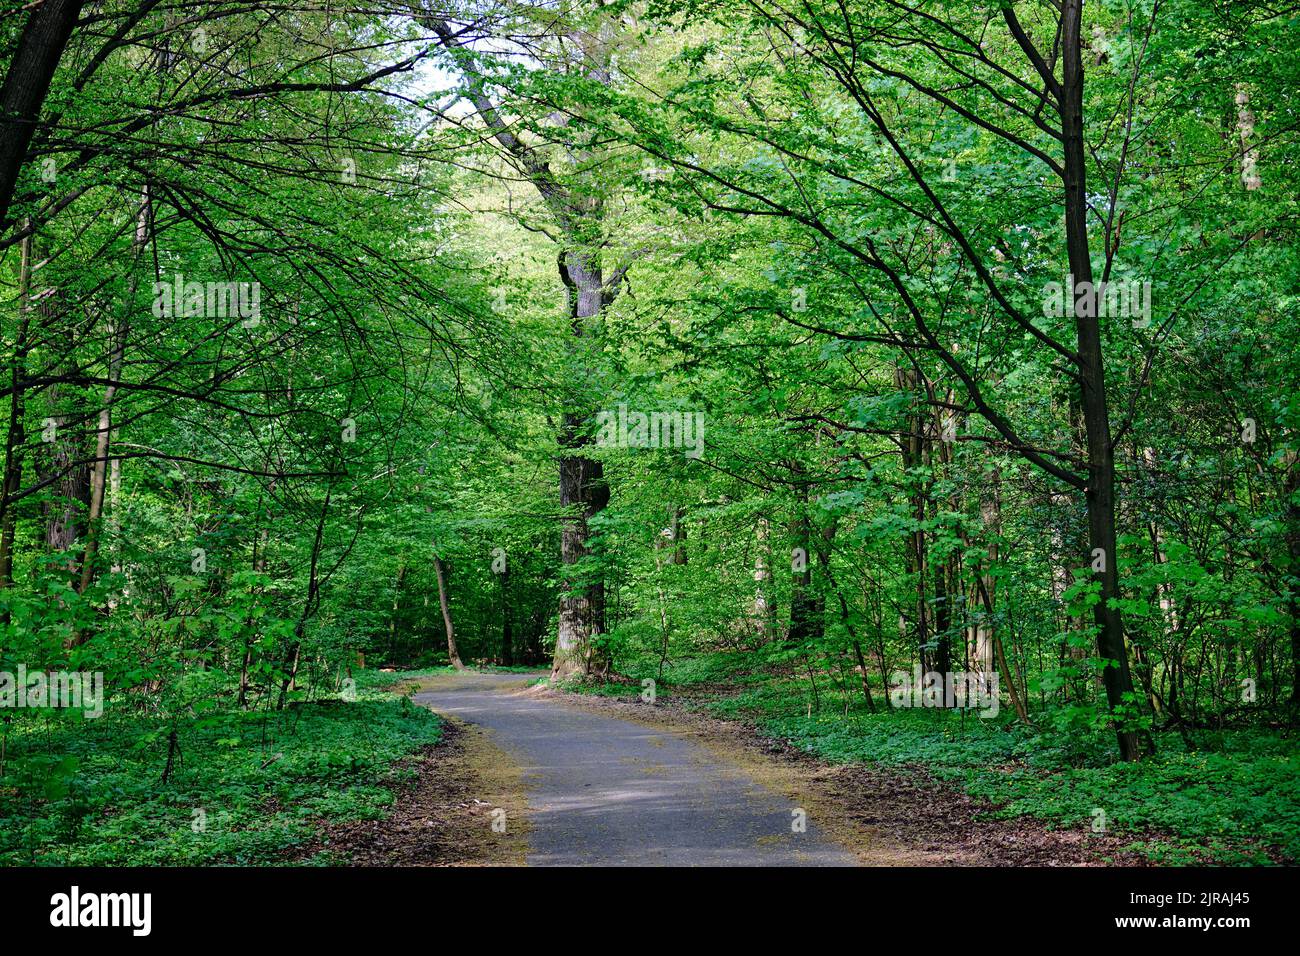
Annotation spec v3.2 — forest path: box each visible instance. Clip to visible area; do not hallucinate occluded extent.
[412,670,861,866]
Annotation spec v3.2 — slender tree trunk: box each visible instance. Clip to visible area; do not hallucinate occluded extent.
[896,365,931,672]
[40,381,90,560]
[434,554,463,670]
[752,516,774,639]
[974,574,1030,723]
[500,562,513,666]
[850,640,877,712]
[970,468,1000,674]
[653,533,672,680]
[1283,449,1300,705]
[813,518,872,710]
[389,557,407,659]
[931,398,961,684]
[0,227,34,588]
[1060,0,1142,760]
[276,486,332,710]
[932,541,952,678]
[74,353,115,597]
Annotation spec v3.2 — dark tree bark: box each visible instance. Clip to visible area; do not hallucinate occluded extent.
[0,229,34,588]
[275,486,333,709]
[788,483,820,646]
[1058,0,1142,760]
[895,365,931,673]
[1283,449,1300,705]
[0,0,86,232]
[76,186,146,597]
[669,506,687,565]
[815,518,875,712]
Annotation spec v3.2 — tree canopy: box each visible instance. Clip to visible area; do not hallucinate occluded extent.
[1,0,1297,866]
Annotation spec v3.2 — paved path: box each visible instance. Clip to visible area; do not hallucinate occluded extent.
[414,671,857,866]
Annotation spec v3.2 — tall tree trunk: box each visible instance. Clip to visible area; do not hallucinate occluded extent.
[653,530,672,680]
[669,505,687,564]
[74,336,117,598]
[896,365,931,672]
[970,468,999,674]
[1060,0,1143,760]
[932,535,953,678]
[932,392,963,686]
[552,252,611,680]
[1283,449,1300,705]
[422,14,620,681]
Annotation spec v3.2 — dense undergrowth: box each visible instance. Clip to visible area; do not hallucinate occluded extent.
[0,670,442,866]
[575,651,1300,865]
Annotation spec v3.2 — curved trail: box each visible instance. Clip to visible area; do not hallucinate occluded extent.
[414,671,857,867]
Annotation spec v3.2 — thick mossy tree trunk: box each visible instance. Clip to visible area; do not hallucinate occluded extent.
[552,253,610,680]
[423,10,622,682]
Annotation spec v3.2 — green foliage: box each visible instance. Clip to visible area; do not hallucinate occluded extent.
[0,680,440,865]
[0,0,1297,867]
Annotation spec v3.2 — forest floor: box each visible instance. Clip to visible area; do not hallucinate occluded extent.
[297,715,530,866]
[10,664,1286,866]
[319,669,1167,866]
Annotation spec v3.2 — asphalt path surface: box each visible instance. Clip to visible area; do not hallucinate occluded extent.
[414,671,857,866]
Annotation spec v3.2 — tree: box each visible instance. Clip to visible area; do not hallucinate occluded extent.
[420,3,637,679]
